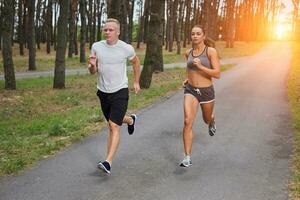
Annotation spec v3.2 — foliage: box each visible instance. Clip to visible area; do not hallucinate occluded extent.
[288,42,300,199]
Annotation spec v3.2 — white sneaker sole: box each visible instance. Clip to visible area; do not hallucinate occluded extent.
[180,162,192,167]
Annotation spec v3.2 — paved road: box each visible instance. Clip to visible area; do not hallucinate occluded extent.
[0,42,293,200]
[0,56,248,80]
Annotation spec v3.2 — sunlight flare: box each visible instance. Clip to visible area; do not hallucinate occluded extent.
[274,22,292,40]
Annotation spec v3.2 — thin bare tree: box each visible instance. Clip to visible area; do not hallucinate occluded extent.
[17,0,24,55]
[27,0,36,71]
[68,0,78,58]
[2,0,16,89]
[226,0,236,47]
[79,0,87,63]
[292,0,300,39]
[45,0,53,54]
[140,0,165,88]
[53,0,70,89]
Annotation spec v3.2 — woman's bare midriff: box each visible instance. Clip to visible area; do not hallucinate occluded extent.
[187,70,212,88]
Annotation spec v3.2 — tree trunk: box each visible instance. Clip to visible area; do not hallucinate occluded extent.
[192,0,197,27]
[11,0,15,46]
[74,13,78,55]
[183,0,191,47]
[23,1,28,49]
[176,0,184,55]
[41,1,47,43]
[234,1,242,41]
[53,2,58,50]
[107,0,128,42]
[88,0,93,48]
[46,0,53,54]
[210,0,221,40]
[121,0,129,42]
[195,0,201,25]
[27,0,36,71]
[35,0,42,50]
[0,2,2,51]
[2,0,16,90]
[226,0,236,48]
[97,0,104,41]
[244,0,252,41]
[167,0,174,52]
[143,0,150,43]
[165,0,169,50]
[203,0,212,35]
[0,2,3,51]
[128,0,135,43]
[18,0,24,55]
[79,0,86,63]
[107,0,120,18]
[53,0,70,89]
[292,0,300,39]
[140,0,164,88]
[136,0,144,48]
[92,0,96,43]
[68,0,78,58]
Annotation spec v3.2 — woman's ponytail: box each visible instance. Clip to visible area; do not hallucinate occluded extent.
[204,37,215,48]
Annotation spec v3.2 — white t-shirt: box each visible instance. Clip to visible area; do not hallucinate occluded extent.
[91,40,136,93]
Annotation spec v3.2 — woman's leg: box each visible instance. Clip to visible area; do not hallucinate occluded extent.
[200,101,214,124]
[183,95,199,156]
[200,101,216,136]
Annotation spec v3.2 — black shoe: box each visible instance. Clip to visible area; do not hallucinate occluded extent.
[208,120,216,136]
[97,161,111,174]
[127,114,137,135]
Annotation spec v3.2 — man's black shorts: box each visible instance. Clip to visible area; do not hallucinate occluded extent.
[97,88,129,126]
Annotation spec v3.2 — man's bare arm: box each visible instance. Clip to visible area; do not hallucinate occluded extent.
[130,56,141,93]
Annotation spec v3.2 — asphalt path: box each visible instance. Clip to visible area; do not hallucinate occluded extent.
[0,42,293,200]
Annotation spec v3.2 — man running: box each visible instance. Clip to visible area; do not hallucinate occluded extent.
[88,18,141,174]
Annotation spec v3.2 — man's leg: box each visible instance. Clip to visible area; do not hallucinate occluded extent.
[98,120,120,174]
[98,88,129,173]
[123,114,137,135]
[104,114,136,164]
[106,120,121,164]
[123,115,133,124]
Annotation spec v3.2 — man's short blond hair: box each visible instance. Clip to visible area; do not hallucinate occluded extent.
[106,18,120,31]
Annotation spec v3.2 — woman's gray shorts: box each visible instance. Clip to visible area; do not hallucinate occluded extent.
[184,84,215,104]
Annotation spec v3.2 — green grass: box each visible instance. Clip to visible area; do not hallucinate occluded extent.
[220,64,235,71]
[216,41,265,58]
[288,41,300,199]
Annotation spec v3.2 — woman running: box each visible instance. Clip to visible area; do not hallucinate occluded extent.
[180,25,221,167]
